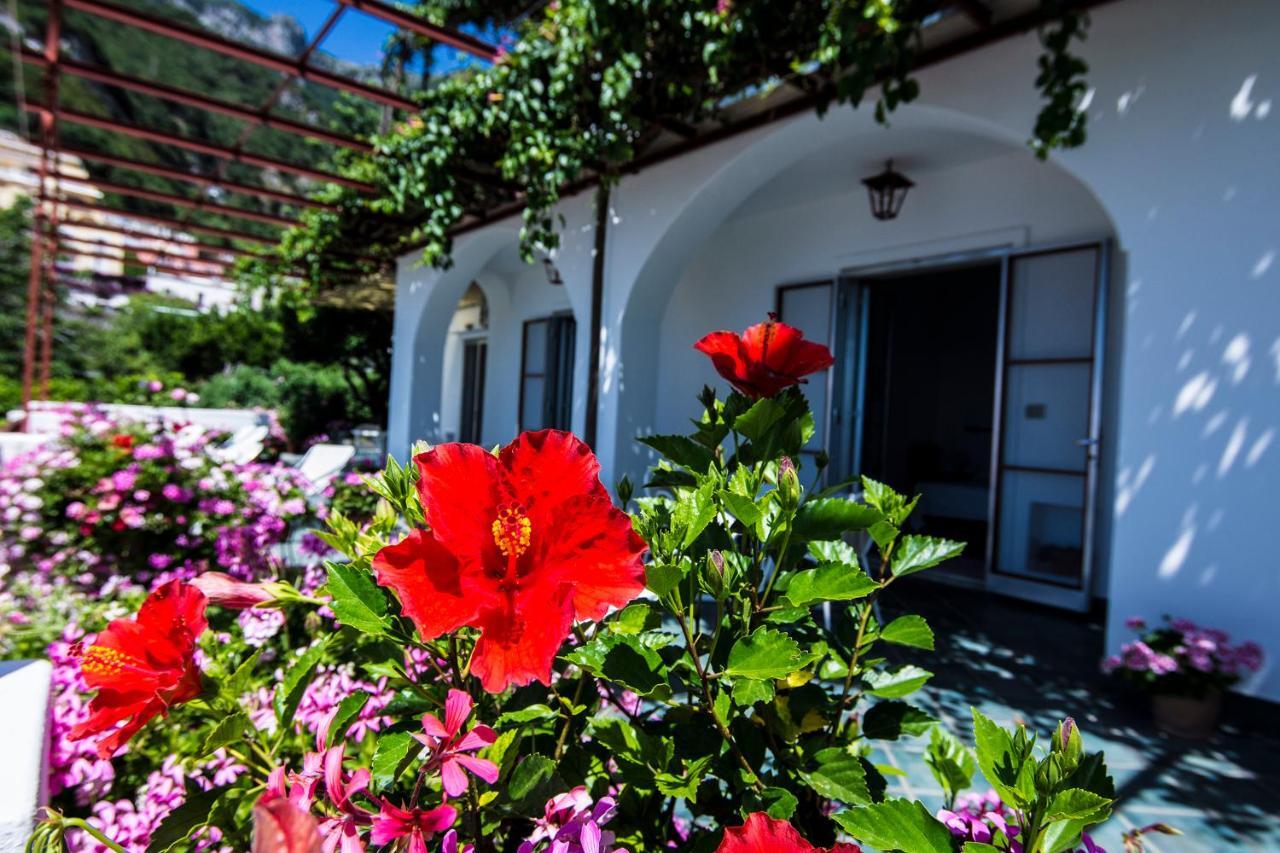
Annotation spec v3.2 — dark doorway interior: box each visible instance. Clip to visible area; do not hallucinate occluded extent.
[859,262,1001,582]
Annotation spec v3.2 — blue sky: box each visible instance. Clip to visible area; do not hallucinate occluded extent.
[237,0,496,74]
[239,0,397,66]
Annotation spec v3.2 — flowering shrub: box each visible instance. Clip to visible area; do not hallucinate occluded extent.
[0,404,310,595]
[1103,616,1264,698]
[26,320,1139,853]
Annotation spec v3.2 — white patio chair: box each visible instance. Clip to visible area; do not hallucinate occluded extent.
[294,443,356,495]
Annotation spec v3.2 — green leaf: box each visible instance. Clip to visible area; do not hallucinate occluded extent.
[645,562,686,598]
[879,615,935,650]
[746,786,798,820]
[925,726,976,801]
[782,562,878,607]
[733,396,786,441]
[726,627,803,681]
[733,677,775,706]
[861,701,936,740]
[327,693,372,747]
[962,844,1004,852]
[1044,788,1111,822]
[565,634,667,697]
[864,664,932,699]
[495,704,555,728]
[223,647,263,699]
[200,713,248,756]
[274,640,327,730]
[721,491,762,527]
[891,536,965,578]
[371,731,422,790]
[324,561,390,635]
[654,755,713,801]
[507,754,559,812]
[611,603,656,635]
[674,479,718,548]
[146,785,230,853]
[971,709,1033,808]
[801,748,872,805]
[833,798,954,853]
[636,434,714,471]
[793,498,882,541]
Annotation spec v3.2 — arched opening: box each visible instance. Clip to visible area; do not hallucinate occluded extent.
[439,283,490,444]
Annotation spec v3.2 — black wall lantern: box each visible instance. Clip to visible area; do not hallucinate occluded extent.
[862,159,914,221]
[542,255,564,286]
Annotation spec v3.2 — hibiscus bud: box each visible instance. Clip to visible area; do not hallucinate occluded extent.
[1054,716,1082,761]
[702,550,726,599]
[777,456,801,508]
[191,572,294,610]
[615,474,633,506]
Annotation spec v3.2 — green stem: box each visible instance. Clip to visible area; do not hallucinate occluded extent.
[673,606,764,792]
[64,819,128,853]
[758,522,793,608]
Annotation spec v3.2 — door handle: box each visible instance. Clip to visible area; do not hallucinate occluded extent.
[1074,438,1098,447]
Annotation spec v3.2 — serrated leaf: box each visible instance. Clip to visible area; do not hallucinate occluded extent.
[645,562,686,598]
[721,491,762,528]
[1044,788,1111,822]
[802,748,872,805]
[611,603,656,635]
[201,713,248,756]
[925,726,976,800]
[747,786,798,820]
[733,396,786,441]
[327,693,371,747]
[654,755,713,801]
[636,434,714,471]
[495,704,555,728]
[146,785,230,853]
[223,647,263,699]
[864,664,932,698]
[371,731,422,790]
[879,615,935,650]
[732,677,775,706]
[891,536,966,578]
[972,709,1033,808]
[793,498,882,541]
[507,754,559,812]
[565,634,667,696]
[782,562,878,607]
[726,627,803,681]
[861,701,936,740]
[325,561,390,635]
[833,798,954,853]
[274,640,327,730]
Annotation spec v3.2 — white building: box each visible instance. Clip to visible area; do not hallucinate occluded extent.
[386,0,1280,699]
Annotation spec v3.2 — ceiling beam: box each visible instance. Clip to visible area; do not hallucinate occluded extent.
[63,0,418,111]
[46,197,277,245]
[336,0,500,61]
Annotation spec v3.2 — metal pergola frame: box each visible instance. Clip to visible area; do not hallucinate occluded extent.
[15,0,499,421]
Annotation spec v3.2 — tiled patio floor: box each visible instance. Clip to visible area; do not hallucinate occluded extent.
[869,582,1280,852]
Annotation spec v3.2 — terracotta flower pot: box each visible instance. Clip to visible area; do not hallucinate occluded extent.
[1151,691,1222,739]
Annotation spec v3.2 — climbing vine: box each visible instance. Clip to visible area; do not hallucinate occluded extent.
[277,0,1093,286]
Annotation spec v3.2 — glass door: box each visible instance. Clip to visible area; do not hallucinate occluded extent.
[989,243,1108,611]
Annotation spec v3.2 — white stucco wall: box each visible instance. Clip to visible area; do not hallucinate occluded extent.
[391,0,1280,698]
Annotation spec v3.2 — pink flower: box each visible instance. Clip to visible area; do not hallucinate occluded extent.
[1124,616,1146,630]
[318,743,374,853]
[414,689,498,799]
[369,801,457,853]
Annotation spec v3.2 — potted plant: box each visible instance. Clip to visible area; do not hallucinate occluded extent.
[1104,616,1264,738]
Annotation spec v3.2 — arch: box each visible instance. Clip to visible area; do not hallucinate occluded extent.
[605,101,1123,485]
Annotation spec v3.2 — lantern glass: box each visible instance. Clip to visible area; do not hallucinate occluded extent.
[862,160,914,221]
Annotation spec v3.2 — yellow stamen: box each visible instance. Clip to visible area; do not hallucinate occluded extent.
[491,505,532,559]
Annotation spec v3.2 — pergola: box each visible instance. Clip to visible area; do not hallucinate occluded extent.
[14,0,500,420]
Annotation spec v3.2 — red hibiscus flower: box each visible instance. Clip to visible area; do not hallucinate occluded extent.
[111,433,134,451]
[69,580,207,758]
[695,317,834,398]
[372,430,646,693]
[717,813,861,853]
